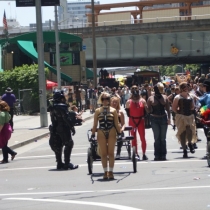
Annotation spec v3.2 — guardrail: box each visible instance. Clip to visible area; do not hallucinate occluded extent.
[1,13,210,36]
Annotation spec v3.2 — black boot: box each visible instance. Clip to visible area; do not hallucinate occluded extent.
[55,148,64,169]
[188,143,195,154]
[64,142,73,170]
[183,149,188,158]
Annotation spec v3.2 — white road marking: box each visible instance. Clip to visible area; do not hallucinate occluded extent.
[1,185,210,197]
[0,159,206,172]
[10,148,206,160]
[3,198,144,210]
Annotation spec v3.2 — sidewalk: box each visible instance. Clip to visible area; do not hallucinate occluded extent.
[0,110,94,154]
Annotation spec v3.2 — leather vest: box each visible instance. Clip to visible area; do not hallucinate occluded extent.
[177,96,193,116]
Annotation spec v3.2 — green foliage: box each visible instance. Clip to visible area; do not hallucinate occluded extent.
[0,64,49,114]
[158,64,200,76]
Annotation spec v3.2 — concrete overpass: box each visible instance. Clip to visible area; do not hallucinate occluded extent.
[80,19,210,67]
[1,19,210,67]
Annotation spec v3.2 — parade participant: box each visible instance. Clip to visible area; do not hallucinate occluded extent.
[49,90,78,170]
[110,87,121,99]
[0,101,16,163]
[80,85,86,112]
[125,85,148,161]
[1,87,16,132]
[168,87,180,130]
[88,87,97,114]
[67,88,74,107]
[197,80,210,164]
[110,97,125,159]
[91,92,121,180]
[147,83,170,161]
[172,82,197,158]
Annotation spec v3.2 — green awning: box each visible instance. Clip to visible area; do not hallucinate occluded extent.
[0,31,82,46]
[86,68,94,79]
[17,40,72,83]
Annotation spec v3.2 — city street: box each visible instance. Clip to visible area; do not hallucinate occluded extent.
[0,117,210,210]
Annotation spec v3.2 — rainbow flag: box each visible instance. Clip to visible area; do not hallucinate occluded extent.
[200,105,210,120]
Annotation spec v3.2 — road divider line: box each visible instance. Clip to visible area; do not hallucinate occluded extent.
[3,198,144,210]
[1,185,210,197]
[0,159,206,172]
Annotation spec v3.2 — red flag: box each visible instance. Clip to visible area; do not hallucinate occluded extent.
[3,10,8,35]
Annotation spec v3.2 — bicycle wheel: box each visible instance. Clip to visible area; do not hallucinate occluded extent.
[132,146,137,173]
[87,148,93,174]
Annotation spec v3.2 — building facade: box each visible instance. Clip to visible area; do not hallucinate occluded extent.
[58,0,100,28]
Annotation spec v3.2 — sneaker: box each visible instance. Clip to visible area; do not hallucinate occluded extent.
[136,154,140,161]
[103,171,108,180]
[197,138,202,142]
[108,171,114,180]
[142,154,148,160]
[69,163,79,170]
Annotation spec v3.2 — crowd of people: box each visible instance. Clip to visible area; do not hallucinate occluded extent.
[88,74,210,179]
[1,73,210,180]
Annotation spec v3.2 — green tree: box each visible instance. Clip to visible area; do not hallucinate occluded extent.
[0,64,49,114]
[185,64,200,76]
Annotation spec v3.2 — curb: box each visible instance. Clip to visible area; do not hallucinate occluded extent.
[0,114,94,155]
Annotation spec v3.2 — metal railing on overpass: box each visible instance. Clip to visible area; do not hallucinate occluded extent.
[1,13,210,37]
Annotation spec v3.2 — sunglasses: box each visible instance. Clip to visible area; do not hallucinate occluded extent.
[101,97,110,101]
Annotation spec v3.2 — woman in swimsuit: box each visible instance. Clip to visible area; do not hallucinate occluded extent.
[91,92,121,180]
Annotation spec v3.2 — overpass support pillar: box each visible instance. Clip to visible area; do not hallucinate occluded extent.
[186,2,192,20]
[138,6,143,23]
[133,14,137,24]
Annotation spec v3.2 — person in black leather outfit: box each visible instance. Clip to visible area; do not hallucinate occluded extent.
[49,90,78,170]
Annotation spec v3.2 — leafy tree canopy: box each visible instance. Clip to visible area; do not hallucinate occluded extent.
[140,64,200,76]
[0,64,49,113]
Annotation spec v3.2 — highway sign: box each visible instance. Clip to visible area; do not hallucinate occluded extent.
[16,0,60,7]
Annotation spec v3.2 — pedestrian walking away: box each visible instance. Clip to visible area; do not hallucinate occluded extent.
[1,87,16,132]
[0,101,17,164]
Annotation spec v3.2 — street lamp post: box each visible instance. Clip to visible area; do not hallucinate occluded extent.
[35,0,48,127]
[54,6,61,89]
[91,0,97,88]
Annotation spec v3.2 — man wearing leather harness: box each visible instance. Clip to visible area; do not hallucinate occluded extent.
[125,85,148,161]
[49,90,78,170]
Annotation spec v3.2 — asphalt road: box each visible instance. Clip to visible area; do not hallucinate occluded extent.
[0,117,210,210]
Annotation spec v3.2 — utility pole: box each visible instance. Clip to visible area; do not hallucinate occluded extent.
[55,5,61,89]
[91,0,97,88]
[35,0,48,127]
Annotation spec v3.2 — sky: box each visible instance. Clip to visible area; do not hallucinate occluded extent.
[0,0,136,27]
